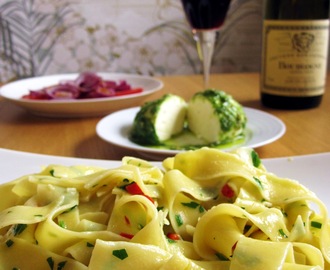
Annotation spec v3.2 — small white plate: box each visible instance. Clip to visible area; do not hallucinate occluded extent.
[0,148,329,208]
[96,107,286,159]
[0,73,163,117]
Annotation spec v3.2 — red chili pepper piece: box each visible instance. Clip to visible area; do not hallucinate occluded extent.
[221,183,235,198]
[114,88,143,96]
[232,241,238,254]
[120,232,134,239]
[167,233,181,240]
[124,182,154,203]
[124,216,130,226]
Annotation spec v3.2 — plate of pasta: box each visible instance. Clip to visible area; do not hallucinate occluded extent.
[0,147,330,269]
[0,72,163,117]
[96,106,286,159]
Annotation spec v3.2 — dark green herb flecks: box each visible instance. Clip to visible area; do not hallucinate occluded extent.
[46,257,67,270]
[175,214,184,227]
[58,220,66,228]
[63,205,77,214]
[215,252,229,261]
[49,169,55,176]
[6,239,14,247]
[181,201,205,213]
[47,257,54,270]
[311,221,322,229]
[12,224,27,236]
[87,242,94,247]
[251,150,261,167]
[57,261,67,270]
[167,238,176,244]
[181,201,199,209]
[278,229,288,238]
[253,177,263,190]
[113,249,128,260]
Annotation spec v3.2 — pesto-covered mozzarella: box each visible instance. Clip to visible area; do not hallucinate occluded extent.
[130,94,187,145]
[187,89,247,144]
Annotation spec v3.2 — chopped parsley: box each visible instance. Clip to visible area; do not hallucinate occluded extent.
[253,177,263,190]
[57,261,67,270]
[181,201,205,213]
[6,239,14,247]
[167,238,176,244]
[215,252,229,261]
[58,220,66,228]
[175,214,184,227]
[113,249,128,260]
[181,201,199,208]
[63,205,77,214]
[12,224,27,236]
[311,221,322,229]
[278,229,288,238]
[46,257,67,270]
[251,150,261,167]
[47,257,54,269]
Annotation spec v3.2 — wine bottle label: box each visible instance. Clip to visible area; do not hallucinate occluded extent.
[261,20,329,97]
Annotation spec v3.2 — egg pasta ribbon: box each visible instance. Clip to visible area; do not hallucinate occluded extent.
[0,147,329,269]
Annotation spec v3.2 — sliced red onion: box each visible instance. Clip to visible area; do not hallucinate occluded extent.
[83,86,116,98]
[115,80,131,91]
[44,84,80,99]
[74,72,103,92]
[22,72,140,100]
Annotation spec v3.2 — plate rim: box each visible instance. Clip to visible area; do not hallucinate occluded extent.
[96,106,286,156]
[0,72,164,104]
[0,148,329,208]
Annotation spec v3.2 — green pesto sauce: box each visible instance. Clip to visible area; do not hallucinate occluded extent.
[131,128,252,151]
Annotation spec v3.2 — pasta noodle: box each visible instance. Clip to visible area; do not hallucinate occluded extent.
[0,147,329,269]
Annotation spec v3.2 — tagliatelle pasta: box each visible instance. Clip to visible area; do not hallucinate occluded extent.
[0,147,329,269]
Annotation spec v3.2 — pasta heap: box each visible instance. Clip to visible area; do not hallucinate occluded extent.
[0,147,329,269]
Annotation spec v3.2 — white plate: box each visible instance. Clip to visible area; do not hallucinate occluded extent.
[0,73,163,117]
[0,148,329,208]
[96,107,286,159]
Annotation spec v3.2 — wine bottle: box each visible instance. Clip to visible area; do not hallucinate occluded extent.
[260,0,330,109]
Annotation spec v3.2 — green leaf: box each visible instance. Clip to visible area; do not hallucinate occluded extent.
[5,239,14,247]
[251,150,261,167]
[113,249,128,260]
[278,229,288,238]
[57,261,67,270]
[253,177,263,190]
[311,221,322,229]
[215,252,229,261]
[47,257,54,270]
[181,201,199,209]
[12,224,27,236]
[175,214,184,227]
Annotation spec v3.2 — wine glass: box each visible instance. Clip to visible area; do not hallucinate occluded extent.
[181,0,231,87]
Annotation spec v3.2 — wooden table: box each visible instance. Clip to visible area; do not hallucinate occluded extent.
[1,73,329,161]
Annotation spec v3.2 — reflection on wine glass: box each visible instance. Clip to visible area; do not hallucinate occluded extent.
[181,0,231,87]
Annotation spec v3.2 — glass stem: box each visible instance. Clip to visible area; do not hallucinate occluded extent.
[194,30,217,88]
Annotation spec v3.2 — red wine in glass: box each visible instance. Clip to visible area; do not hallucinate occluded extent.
[181,0,231,30]
[181,0,231,86]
